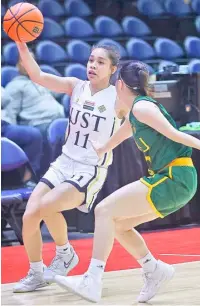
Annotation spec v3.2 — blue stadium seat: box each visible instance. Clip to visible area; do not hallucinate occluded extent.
[137,0,165,17]
[1,138,34,201]
[64,17,95,38]
[66,40,91,62]
[3,42,19,65]
[62,95,71,117]
[36,41,67,63]
[188,59,200,73]
[184,36,200,58]
[122,16,151,37]
[97,38,127,59]
[1,5,6,17]
[65,0,92,17]
[8,0,22,7]
[191,0,200,14]
[48,118,68,146]
[38,0,65,19]
[40,65,61,76]
[1,138,28,171]
[1,66,19,87]
[94,16,123,37]
[195,16,200,33]
[126,38,155,60]
[48,118,69,160]
[64,63,87,80]
[158,60,179,72]
[41,18,65,39]
[165,0,192,16]
[154,38,184,60]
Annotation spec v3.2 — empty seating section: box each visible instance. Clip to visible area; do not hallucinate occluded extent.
[2,0,200,85]
[94,16,123,37]
[64,17,95,38]
[64,63,87,80]
[41,18,65,39]
[126,38,155,60]
[154,38,184,60]
[36,41,67,63]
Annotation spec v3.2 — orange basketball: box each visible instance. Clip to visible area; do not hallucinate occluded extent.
[3,2,44,42]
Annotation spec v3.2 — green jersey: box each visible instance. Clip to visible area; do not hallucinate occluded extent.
[129,96,192,174]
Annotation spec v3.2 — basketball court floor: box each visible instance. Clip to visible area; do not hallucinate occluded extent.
[2,261,200,305]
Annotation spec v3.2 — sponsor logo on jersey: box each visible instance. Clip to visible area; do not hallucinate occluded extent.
[83,100,95,111]
[98,105,106,113]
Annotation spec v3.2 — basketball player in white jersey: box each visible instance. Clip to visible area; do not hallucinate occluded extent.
[13,42,120,292]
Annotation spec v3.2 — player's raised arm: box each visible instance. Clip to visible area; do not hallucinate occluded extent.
[16,42,79,95]
[133,101,200,150]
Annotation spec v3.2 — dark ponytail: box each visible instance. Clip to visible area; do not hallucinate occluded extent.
[119,61,151,96]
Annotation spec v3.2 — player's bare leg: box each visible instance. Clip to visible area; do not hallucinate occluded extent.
[55,180,174,302]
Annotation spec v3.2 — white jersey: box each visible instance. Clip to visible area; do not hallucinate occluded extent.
[62,80,120,168]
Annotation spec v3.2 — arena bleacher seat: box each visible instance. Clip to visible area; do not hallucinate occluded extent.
[1,66,19,87]
[3,42,19,65]
[38,0,65,19]
[1,138,35,201]
[36,41,67,63]
[154,38,184,60]
[41,18,65,39]
[48,118,68,160]
[94,16,123,37]
[191,0,200,14]
[184,36,200,58]
[64,63,87,80]
[165,0,192,16]
[97,38,127,59]
[126,38,155,60]
[121,16,152,37]
[64,0,92,17]
[64,17,95,38]
[66,40,91,62]
[137,0,165,17]
[188,59,200,73]
[40,64,61,76]
[62,94,71,117]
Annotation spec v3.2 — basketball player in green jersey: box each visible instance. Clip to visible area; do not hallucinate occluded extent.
[55,61,200,303]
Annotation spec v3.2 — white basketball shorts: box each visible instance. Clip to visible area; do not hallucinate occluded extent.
[40,153,108,213]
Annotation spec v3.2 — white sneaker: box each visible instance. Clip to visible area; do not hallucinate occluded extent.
[43,246,79,283]
[55,273,102,303]
[137,260,175,303]
[13,266,48,293]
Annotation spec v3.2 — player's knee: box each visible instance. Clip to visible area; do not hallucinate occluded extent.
[94,204,109,219]
[23,199,41,225]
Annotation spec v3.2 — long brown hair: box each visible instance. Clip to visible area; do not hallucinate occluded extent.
[118,61,152,97]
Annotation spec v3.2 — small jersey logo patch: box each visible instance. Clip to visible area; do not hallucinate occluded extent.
[83,100,95,111]
[98,105,106,113]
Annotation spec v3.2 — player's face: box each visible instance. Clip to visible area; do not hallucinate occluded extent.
[87,48,116,83]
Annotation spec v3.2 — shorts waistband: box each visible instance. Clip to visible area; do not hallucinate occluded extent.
[148,157,194,176]
[167,157,193,168]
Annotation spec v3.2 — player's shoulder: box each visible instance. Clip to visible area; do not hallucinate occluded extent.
[72,79,88,93]
[108,84,116,93]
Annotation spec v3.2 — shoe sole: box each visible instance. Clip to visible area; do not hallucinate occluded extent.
[55,277,100,303]
[137,265,175,303]
[13,282,50,293]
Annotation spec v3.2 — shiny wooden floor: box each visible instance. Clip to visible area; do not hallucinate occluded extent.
[2,262,200,305]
